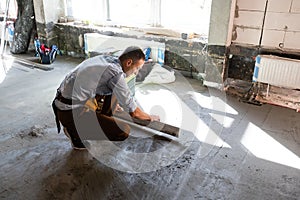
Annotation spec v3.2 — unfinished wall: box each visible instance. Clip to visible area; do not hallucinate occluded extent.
[232,0,266,46]
[30,0,222,82]
[30,0,300,85]
[54,23,207,77]
[262,0,300,50]
[164,40,206,75]
[232,0,300,49]
[229,0,300,81]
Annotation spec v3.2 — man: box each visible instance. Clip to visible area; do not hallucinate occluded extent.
[52,46,160,150]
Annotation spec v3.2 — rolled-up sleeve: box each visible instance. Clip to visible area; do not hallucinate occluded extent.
[107,73,137,113]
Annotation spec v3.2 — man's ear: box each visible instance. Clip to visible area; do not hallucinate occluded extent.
[126,59,133,67]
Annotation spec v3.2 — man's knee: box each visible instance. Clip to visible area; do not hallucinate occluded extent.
[121,124,130,140]
[109,124,130,141]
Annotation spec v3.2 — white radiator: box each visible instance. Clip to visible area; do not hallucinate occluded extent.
[253,55,300,89]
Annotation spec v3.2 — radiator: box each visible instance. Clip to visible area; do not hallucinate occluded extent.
[253,55,300,89]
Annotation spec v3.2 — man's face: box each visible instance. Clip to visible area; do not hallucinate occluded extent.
[123,58,145,77]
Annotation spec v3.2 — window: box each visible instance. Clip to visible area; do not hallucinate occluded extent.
[161,0,211,35]
[68,0,105,24]
[69,0,212,36]
[109,0,151,27]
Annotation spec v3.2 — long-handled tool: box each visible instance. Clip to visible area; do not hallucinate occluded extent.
[114,111,180,138]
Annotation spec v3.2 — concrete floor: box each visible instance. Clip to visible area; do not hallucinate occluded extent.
[0,53,299,200]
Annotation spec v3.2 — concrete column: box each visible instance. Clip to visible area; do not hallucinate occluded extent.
[208,0,234,46]
[204,0,235,88]
[10,0,36,54]
[33,0,65,45]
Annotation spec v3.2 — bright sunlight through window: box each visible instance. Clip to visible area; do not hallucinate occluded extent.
[161,0,212,35]
[70,0,212,36]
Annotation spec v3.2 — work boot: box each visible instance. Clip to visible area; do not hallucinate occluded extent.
[63,127,87,150]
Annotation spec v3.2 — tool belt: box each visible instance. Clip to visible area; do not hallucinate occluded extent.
[52,90,106,133]
[55,91,86,105]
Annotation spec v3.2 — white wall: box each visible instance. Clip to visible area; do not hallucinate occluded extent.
[232,0,266,45]
[232,0,300,51]
[262,0,300,50]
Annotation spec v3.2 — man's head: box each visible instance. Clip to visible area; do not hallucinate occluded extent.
[119,46,145,77]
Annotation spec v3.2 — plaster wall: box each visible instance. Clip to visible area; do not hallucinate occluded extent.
[229,0,300,81]
[232,0,300,50]
[54,24,207,76]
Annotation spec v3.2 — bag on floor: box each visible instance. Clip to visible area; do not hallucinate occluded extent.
[34,39,60,64]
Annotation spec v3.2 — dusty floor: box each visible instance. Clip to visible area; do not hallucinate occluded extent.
[0,53,300,200]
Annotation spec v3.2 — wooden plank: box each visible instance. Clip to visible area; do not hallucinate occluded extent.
[114,111,180,138]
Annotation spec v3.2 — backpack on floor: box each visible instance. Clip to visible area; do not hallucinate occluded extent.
[34,39,60,64]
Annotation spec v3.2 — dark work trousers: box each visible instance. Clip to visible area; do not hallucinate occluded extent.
[57,95,130,142]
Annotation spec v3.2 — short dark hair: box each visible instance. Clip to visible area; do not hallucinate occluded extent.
[119,46,145,63]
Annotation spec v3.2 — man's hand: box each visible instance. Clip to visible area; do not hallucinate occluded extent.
[114,103,124,113]
[130,107,160,122]
[150,115,160,122]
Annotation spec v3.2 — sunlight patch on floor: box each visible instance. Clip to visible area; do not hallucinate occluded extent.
[0,57,14,84]
[188,91,237,128]
[241,122,300,170]
[135,85,231,150]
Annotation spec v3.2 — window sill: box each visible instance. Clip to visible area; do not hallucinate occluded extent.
[56,22,208,43]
